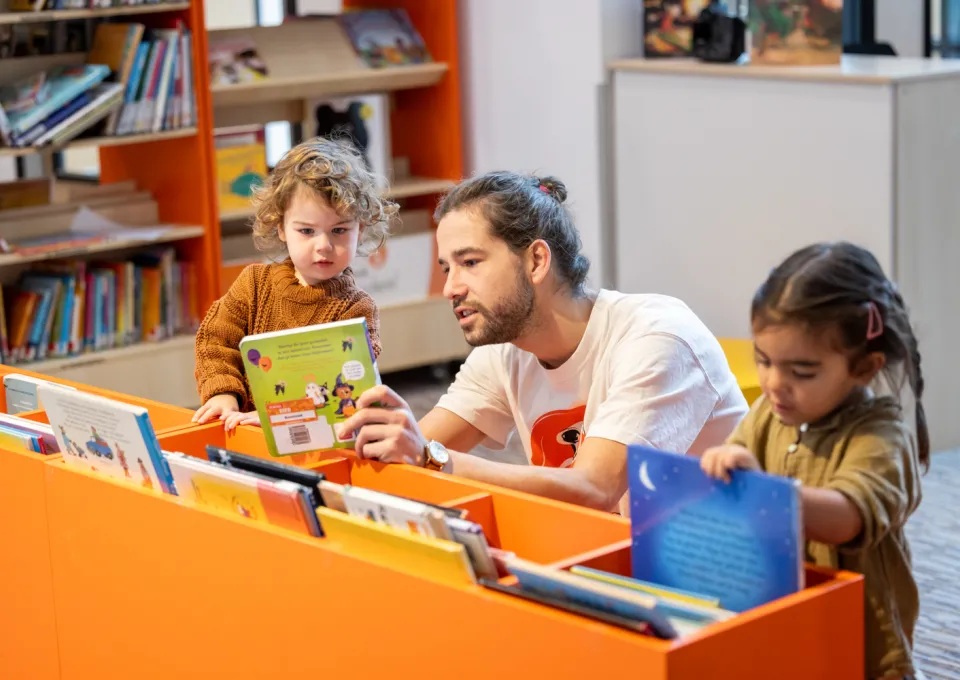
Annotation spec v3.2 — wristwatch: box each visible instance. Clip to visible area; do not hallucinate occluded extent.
[422,440,450,472]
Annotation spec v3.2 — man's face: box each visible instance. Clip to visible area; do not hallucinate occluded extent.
[436,207,535,347]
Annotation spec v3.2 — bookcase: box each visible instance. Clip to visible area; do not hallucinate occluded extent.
[212,0,471,375]
[0,1,218,408]
[0,363,866,680]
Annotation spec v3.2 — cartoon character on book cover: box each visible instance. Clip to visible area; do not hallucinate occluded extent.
[240,319,381,457]
[749,0,843,65]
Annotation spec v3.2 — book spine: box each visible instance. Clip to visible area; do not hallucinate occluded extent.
[135,412,176,495]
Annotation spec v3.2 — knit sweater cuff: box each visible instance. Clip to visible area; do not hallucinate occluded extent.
[200,375,249,409]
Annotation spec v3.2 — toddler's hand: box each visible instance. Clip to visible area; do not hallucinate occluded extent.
[700,444,760,483]
[193,393,240,424]
[223,411,262,433]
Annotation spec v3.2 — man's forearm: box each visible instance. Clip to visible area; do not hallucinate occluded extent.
[446,451,615,511]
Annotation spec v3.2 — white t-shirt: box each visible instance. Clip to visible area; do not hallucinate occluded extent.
[435,289,749,513]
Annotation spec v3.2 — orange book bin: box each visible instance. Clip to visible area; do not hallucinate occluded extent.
[0,399,863,680]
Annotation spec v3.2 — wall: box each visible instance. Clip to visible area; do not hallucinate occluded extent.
[875,0,925,57]
[457,0,641,289]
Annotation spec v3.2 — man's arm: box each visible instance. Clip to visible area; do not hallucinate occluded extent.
[443,436,627,511]
[419,406,488,453]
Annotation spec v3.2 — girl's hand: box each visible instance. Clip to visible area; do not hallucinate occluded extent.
[223,411,262,433]
[193,394,240,424]
[700,444,760,483]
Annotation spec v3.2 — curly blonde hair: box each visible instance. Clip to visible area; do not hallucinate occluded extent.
[251,136,398,256]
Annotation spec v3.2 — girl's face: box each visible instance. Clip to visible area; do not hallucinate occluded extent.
[752,323,883,426]
[279,185,361,286]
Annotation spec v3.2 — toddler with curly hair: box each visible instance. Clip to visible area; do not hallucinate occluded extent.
[193,137,397,430]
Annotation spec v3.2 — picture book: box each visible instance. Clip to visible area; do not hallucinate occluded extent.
[627,445,803,613]
[340,485,451,539]
[749,0,843,66]
[503,556,679,639]
[37,383,175,495]
[208,37,268,86]
[163,451,322,537]
[338,9,432,68]
[306,94,390,187]
[0,412,58,454]
[643,0,710,57]
[3,373,76,414]
[239,317,381,457]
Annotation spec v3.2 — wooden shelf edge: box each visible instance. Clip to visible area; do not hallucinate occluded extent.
[0,225,206,268]
[211,63,449,108]
[0,2,190,25]
[217,176,455,223]
[14,334,196,374]
[0,128,198,159]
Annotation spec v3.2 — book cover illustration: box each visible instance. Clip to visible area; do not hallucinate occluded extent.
[627,445,803,613]
[240,317,381,457]
[37,383,175,495]
[163,451,321,537]
[208,38,268,86]
[749,0,843,65]
[338,9,432,68]
[644,0,711,56]
[306,93,390,187]
[214,126,267,212]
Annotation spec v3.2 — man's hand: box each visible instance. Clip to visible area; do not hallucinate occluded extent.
[699,444,761,483]
[336,385,427,466]
[193,393,240,424]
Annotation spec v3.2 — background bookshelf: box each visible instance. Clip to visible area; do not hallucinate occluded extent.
[0,0,217,408]
[212,0,471,377]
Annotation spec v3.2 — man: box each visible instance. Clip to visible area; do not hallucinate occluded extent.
[337,171,748,514]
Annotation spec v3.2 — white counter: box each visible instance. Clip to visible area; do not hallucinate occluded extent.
[610,55,960,451]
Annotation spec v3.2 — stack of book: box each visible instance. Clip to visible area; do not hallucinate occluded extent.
[0,17,195,150]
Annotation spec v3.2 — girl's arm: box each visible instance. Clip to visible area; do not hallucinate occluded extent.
[194,268,255,409]
[800,487,864,545]
[823,419,921,551]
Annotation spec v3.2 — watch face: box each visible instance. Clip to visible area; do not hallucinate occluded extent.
[428,441,449,464]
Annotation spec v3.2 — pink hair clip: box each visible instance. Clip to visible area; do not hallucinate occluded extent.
[539,185,549,193]
[866,301,884,340]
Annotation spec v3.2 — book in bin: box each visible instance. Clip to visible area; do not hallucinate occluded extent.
[627,445,804,613]
[240,318,381,457]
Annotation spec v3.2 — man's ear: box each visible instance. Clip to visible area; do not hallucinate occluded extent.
[853,351,886,386]
[527,239,552,285]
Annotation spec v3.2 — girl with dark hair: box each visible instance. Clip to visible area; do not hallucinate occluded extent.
[701,241,927,680]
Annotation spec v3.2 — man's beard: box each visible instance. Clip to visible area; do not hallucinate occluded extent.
[458,272,536,347]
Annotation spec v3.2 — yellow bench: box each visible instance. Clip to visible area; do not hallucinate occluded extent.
[718,337,762,405]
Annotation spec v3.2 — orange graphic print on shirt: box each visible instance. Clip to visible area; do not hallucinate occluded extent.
[530,404,586,468]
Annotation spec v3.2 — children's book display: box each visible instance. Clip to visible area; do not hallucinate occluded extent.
[239,318,381,458]
[38,381,176,493]
[627,445,804,613]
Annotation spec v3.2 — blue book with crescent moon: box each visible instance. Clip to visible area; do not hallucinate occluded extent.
[627,445,803,613]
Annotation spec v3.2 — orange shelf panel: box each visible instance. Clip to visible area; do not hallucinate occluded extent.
[0,448,59,680]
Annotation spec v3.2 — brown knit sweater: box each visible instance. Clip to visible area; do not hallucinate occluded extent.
[194,260,380,410]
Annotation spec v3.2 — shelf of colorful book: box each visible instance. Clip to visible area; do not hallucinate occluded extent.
[0,2,191,25]
[0,128,199,158]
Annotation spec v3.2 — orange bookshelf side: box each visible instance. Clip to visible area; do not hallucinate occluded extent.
[0,448,59,680]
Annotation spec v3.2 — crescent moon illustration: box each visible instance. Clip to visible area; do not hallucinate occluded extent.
[639,460,657,492]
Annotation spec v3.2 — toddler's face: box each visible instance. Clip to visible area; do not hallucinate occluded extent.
[752,323,879,427]
[279,186,360,285]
